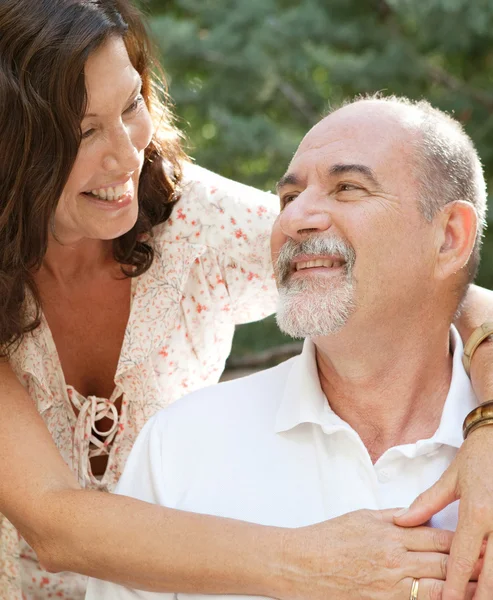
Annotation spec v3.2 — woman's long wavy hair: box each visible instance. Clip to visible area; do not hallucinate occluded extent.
[0,0,186,357]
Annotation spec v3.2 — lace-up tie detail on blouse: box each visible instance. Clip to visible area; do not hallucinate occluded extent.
[65,385,125,488]
[71,391,120,461]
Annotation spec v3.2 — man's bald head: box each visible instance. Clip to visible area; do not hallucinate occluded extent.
[319,96,487,281]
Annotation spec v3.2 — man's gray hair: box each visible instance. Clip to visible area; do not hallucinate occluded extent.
[335,94,488,282]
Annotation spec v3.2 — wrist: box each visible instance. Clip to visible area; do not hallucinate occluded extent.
[469,341,493,404]
[272,528,302,600]
[238,525,293,600]
[256,527,297,600]
[264,525,331,600]
[463,399,493,439]
[462,322,493,377]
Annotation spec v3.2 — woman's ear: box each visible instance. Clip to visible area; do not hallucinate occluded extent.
[434,201,478,281]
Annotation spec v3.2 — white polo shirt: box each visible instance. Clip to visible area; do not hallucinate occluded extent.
[86,327,477,600]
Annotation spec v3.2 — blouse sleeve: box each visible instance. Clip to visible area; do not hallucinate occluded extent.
[167,163,280,325]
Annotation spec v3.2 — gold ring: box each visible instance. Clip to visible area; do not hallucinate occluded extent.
[409,578,419,600]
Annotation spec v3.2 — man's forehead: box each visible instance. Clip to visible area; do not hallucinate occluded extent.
[279,102,419,194]
[290,102,417,173]
[298,102,412,152]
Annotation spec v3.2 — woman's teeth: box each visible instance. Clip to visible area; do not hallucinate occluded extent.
[88,182,131,201]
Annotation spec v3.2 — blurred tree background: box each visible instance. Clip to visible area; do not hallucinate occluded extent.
[142,0,493,365]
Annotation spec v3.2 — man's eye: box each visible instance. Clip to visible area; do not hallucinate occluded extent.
[281,194,297,207]
[338,183,360,192]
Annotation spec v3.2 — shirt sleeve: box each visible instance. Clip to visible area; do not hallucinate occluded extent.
[169,163,280,325]
[84,416,175,600]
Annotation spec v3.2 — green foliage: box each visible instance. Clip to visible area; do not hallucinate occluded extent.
[142,0,493,350]
[228,315,292,359]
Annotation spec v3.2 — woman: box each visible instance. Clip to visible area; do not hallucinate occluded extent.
[0,0,493,599]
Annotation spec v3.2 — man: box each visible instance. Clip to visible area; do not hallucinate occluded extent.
[86,96,486,600]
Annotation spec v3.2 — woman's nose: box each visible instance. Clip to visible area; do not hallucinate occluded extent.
[102,125,141,174]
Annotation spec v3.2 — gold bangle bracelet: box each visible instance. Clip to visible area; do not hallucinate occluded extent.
[462,322,493,377]
[466,418,493,438]
[463,400,493,439]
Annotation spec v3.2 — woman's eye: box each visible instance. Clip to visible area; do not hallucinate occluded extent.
[125,94,144,114]
[81,128,95,140]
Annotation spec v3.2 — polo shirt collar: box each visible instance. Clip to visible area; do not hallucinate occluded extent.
[275,337,346,434]
[426,327,477,449]
[275,327,477,450]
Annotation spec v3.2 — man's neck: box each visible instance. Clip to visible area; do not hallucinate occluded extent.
[314,317,454,462]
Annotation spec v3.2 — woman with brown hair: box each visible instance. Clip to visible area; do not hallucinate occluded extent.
[1,0,493,598]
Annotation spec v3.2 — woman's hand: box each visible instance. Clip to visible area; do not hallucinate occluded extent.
[394,426,493,600]
[399,284,493,598]
[279,508,478,600]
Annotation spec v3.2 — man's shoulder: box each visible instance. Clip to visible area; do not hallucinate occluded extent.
[152,356,297,436]
[140,357,299,496]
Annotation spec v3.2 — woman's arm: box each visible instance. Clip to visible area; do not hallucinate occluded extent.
[175,164,280,325]
[0,360,285,594]
[1,362,469,600]
[454,284,493,401]
[395,283,493,599]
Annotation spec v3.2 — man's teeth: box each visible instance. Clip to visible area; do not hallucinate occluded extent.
[295,258,344,270]
[88,182,131,201]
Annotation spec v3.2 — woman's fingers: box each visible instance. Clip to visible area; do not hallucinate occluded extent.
[471,534,493,600]
[441,513,485,600]
[394,466,458,528]
[402,525,454,553]
[405,552,449,580]
[406,551,482,582]
[402,578,476,600]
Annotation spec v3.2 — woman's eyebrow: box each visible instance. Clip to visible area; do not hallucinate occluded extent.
[83,78,142,119]
[124,78,143,104]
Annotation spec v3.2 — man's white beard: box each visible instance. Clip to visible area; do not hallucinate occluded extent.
[276,276,355,338]
[274,237,356,339]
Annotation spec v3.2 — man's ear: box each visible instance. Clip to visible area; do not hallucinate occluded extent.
[434,201,478,280]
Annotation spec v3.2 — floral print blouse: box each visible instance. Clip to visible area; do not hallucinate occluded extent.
[0,164,279,599]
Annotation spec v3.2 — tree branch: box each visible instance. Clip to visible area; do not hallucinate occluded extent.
[427,64,493,113]
[277,80,319,125]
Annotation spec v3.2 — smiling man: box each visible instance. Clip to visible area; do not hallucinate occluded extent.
[87,96,486,600]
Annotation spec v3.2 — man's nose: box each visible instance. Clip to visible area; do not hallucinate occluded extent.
[279,190,332,240]
[102,124,141,174]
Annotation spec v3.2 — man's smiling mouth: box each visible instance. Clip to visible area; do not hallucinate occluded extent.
[295,258,345,271]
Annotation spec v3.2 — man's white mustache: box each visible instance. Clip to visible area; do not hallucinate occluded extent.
[275,237,356,284]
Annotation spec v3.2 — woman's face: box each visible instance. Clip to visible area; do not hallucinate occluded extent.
[53,35,153,245]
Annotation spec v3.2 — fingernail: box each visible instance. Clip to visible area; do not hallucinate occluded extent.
[394,507,409,518]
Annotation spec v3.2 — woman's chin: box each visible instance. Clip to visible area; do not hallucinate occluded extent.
[87,204,139,241]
